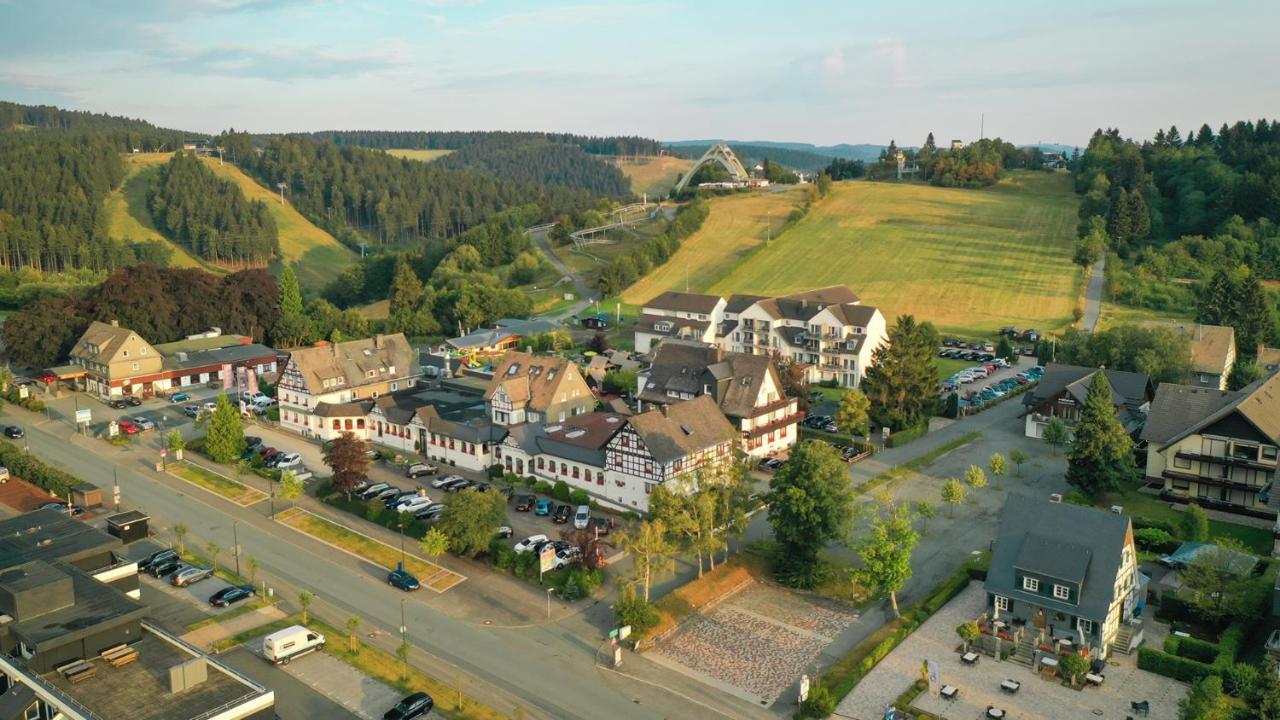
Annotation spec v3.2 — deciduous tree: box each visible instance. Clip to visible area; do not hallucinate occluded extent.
[324,433,369,498]
[1043,417,1070,453]
[941,479,966,517]
[437,489,507,557]
[205,393,245,463]
[834,388,871,436]
[616,520,676,602]
[853,502,919,616]
[767,441,855,588]
[1180,503,1209,542]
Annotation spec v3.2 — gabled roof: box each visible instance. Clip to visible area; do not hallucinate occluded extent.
[1023,364,1152,418]
[627,395,736,465]
[287,334,418,394]
[414,404,506,444]
[986,495,1132,622]
[744,286,868,324]
[1141,373,1280,446]
[70,321,153,365]
[724,294,767,314]
[642,291,723,315]
[484,352,584,413]
[634,313,711,338]
[638,341,779,419]
[447,327,518,350]
[1148,322,1236,376]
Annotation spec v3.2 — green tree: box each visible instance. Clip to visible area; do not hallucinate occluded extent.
[388,255,424,316]
[345,615,361,653]
[396,641,411,681]
[914,500,936,535]
[996,336,1016,363]
[614,581,659,633]
[1066,371,1136,496]
[956,621,980,652]
[173,522,188,555]
[941,478,966,517]
[1009,448,1028,477]
[324,433,369,498]
[298,590,314,625]
[246,555,260,590]
[989,453,1007,478]
[602,369,636,396]
[1198,269,1238,326]
[206,541,221,573]
[273,265,311,347]
[766,441,856,589]
[1181,539,1254,624]
[834,388,871,436]
[853,502,918,617]
[165,430,185,453]
[1254,664,1280,719]
[1227,359,1261,391]
[965,464,988,489]
[278,469,304,509]
[205,393,245,463]
[1179,675,1230,720]
[1180,503,1209,542]
[860,315,940,431]
[616,520,677,602]
[419,527,450,562]
[1235,275,1276,355]
[1043,417,1070,453]
[436,489,507,557]
[1059,653,1089,687]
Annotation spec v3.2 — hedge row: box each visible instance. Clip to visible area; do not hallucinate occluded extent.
[1164,634,1219,663]
[1137,647,1214,682]
[885,423,929,448]
[1142,621,1247,685]
[0,438,83,497]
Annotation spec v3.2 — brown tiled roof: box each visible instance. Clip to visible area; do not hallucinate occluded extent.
[634,313,711,339]
[1238,372,1280,440]
[627,395,736,464]
[642,291,722,315]
[71,321,148,365]
[725,294,767,314]
[1142,373,1280,446]
[484,351,584,413]
[543,412,627,449]
[639,342,778,419]
[287,334,417,394]
[749,286,867,323]
[313,400,370,417]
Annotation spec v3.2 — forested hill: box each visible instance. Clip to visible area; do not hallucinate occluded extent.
[669,143,835,173]
[437,141,631,198]
[148,152,278,266]
[0,101,196,152]
[289,130,661,156]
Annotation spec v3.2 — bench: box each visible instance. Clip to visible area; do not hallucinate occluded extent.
[107,648,138,668]
[98,644,127,660]
[58,660,97,684]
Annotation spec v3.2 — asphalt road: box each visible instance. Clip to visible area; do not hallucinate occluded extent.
[3,402,771,720]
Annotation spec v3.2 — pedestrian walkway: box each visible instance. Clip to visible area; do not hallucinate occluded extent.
[182,605,288,650]
[242,642,412,719]
[1082,255,1106,331]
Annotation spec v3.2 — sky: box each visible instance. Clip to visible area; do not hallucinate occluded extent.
[0,0,1276,147]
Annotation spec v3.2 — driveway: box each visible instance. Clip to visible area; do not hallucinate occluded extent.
[1083,255,1106,331]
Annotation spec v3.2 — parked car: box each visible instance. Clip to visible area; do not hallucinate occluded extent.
[553,545,582,568]
[514,495,536,512]
[573,505,590,530]
[374,486,403,501]
[430,474,461,489]
[383,692,434,720]
[183,405,201,418]
[590,517,612,535]
[150,559,182,578]
[38,502,85,517]
[414,506,445,522]
[245,436,263,451]
[406,463,438,478]
[138,548,179,573]
[201,402,218,414]
[496,525,514,539]
[36,372,56,384]
[552,504,572,524]
[117,419,140,435]
[108,398,128,410]
[274,452,304,470]
[394,496,433,515]
[3,426,22,439]
[132,416,156,431]
[171,393,191,403]
[441,477,470,492]
[124,396,142,407]
[171,565,214,587]
[358,482,390,500]
[534,498,554,516]
[262,625,324,666]
[387,565,420,592]
[514,534,549,553]
[210,585,255,607]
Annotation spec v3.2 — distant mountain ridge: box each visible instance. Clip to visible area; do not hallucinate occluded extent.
[668,139,1081,164]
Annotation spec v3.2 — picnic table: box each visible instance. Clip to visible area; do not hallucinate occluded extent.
[1000,679,1021,694]
[1085,672,1105,686]
[986,707,1007,719]
[961,651,980,665]
[940,685,959,700]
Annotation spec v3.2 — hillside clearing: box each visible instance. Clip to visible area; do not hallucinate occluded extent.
[103,153,206,269]
[197,157,356,292]
[386,148,454,162]
[616,155,694,198]
[620,189,804,305]
[707,172,1082,337]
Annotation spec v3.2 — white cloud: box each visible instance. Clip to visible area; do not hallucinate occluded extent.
[821,47,845,80]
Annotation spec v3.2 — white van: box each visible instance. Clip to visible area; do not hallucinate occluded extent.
[395,495,433,514]
[262,625,325,665]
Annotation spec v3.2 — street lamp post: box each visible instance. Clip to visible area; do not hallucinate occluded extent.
[233,521,241,577]
[546,587,555,620]
[399,597,407,644]
[398,518,406,567]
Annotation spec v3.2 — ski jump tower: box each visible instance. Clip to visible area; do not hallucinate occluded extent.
[673,143,751,193]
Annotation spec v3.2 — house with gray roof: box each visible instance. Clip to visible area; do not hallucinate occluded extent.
[1141,373,1280,519]
[1022,364,1153,439]
[985,495,1142,660]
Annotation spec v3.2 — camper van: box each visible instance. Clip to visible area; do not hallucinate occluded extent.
[262,625,325,665]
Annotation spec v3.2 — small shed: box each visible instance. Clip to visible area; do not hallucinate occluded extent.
[71,481,102,509]
[581,313,609,330]
[105,510,150,544]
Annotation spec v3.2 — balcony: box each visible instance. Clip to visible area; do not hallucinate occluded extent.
[1175,449,1276,472]
[743,412,801,439]
[1162,469,1267,493]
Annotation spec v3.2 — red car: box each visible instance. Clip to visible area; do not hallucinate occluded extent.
[37,373,56,384]
[117,419,140,435]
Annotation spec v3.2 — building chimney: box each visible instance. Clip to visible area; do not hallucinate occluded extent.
[110,319,119,327]
[373,334,383,349]
[659,404,669,418]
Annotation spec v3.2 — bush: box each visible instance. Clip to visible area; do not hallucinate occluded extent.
[487,464,504,478]
[1166,635,1219,663]
[533,480,552,495]
[1134,527,1178,553]
[797,684,835,719]
[364,498,385,523]
[569,489,590,505]
[0,439,83,496]
[1224,662,1259,698]
[885,423,928,448]
[1137,648,1214,682]
[552,481,571,502]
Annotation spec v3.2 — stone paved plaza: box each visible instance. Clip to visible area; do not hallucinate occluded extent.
[650,582,860,705]
[836,582,1187,720]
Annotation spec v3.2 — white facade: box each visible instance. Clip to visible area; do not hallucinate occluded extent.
[727,303,886,388]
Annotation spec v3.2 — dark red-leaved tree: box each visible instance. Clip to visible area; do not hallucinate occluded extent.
[324,432,370,499]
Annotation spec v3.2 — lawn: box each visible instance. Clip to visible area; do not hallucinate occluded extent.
[1095,301,1194,330]
[616,155,694,198]
[198,157,357,292]
[274,507,465,592]
[103,153,208,269]
[706,172,1083,338]
[1094,485,1272,555]
[168,461,266,506]
[620,188,805,305]
[385,148,454,163]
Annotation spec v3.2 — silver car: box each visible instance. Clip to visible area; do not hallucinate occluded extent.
[171,565,214,587]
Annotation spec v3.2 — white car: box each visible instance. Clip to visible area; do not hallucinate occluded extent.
[275,452,304,470]
[513,534,549,554]
[955,373,975,384]
[430,474,463,489]
[554,546,581,568]
[969,367,989,379]
[201,402,218,414]
[573,505,590,530]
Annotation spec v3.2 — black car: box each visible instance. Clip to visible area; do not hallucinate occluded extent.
[109,398,128,410]
[150,559,182,578]
[514,495,535,512]
[384,692,433,720]
[245,436,263,451]
[552,504,572,524]
[210,585,255,607]
[125,396,142,407]
[3,426,22,439]
[138,548,178,573]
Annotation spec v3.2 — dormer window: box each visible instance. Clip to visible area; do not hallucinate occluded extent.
[1022,577,1039,592]
[122,350,129,358]
[1053,584,1069,600]
[140,347,147,354]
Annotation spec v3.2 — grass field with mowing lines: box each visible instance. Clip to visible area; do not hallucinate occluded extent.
[620,188,804,305]
[104,153,207,269]
[385,148,454,162]
[169,461,266,506]
[616,155,694,197]
[275,507,464,592]
[197,157,356,292]
[707,172,1082,338]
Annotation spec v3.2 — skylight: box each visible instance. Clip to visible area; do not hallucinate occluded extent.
[680,423,693,435]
